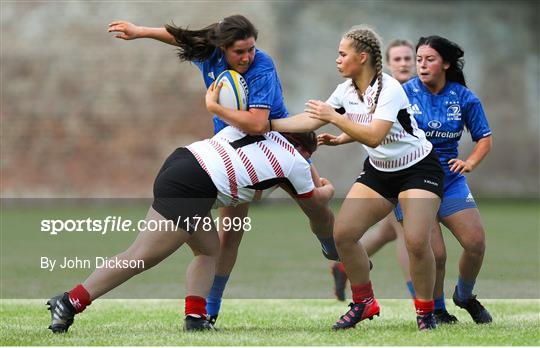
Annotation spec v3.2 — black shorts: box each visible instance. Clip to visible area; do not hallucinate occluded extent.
[355,149,444,204]
[152,147,218,233]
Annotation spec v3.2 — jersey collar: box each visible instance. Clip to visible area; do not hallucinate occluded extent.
[417,77,452,96]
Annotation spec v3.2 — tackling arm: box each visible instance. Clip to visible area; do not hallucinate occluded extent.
[270,113,328,133]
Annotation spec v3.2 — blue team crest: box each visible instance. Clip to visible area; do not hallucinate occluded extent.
[428,120,442,129]
[447,104,462,120]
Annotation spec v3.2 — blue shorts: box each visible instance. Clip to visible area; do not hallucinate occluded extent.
[394,173,477,221]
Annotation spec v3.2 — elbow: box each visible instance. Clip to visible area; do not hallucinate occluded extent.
[476,135,493,154]
[246,122,269,135]
[485,136,493,152]
[366,136,384,148]
[366,140,381,148]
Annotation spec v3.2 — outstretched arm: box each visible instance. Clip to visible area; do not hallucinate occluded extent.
[108,21,177,46]
[270,113,327,133]
[317,132,355,146]
[305,100,392,148]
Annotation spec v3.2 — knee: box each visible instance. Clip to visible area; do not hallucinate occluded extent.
[405,237,430,259]
[334,227,358,250]
[434,249,447,271]
[317,208,335,228]
[220,229,243,249]
[205,239,220,258]
[380,227,397,244]
[463,236,486,256]
[193,238,220,258]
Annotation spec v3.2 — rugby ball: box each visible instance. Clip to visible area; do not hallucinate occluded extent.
[215,70,249,110]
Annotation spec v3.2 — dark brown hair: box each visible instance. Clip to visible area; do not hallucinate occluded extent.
[165,15,258,62]
[282,132,318,157]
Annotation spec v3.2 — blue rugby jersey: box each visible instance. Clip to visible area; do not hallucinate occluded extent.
[402,77,491,173]
[193,48,289,134]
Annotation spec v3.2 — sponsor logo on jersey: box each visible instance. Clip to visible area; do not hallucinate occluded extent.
[408,104,422,115]
[446,103,462,121]
[428,120,442,129]
[208,72,215,80]
[349,101,359,105]
[366,95,373,106]
[424,130,463,139]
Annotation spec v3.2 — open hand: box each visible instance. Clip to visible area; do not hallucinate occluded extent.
[108,21,141,40]
[317,133,340,146]
[305,100,337,123]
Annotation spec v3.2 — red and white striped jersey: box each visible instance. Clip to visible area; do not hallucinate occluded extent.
[326,73,432,172]
[187,127,314,207]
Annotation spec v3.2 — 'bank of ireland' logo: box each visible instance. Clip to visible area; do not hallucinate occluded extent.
[447,104,462,120]
[428,120,442,129]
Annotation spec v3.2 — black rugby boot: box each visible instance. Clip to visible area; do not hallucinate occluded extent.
[452,287,492,324]
[47,293,76,333]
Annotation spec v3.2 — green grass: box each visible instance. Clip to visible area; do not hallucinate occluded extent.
[1,299,539,345]
[1,199,538,299]
[1,199,539,345]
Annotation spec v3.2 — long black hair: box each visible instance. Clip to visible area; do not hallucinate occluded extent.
[417,36,466,86]
[165,15,258,62]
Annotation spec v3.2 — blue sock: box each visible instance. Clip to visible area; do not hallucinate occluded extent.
[434,293,446,310]
[317,236,339,261]
[206,275,230,316]
[456,276,476,301]
[406,280,416,298]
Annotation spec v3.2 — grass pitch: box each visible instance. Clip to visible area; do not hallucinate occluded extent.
[1,299,539,345]
[1,199,539,345]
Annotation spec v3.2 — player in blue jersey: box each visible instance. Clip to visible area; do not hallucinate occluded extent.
[398,35,493,324]
[108,16,288,134]
[108,15,337,327]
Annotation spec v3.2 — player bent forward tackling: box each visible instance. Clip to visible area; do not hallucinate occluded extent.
[47,127,337,333]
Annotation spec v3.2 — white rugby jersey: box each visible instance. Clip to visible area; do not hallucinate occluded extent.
[326,73,433,171]
[187,127,314,207]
